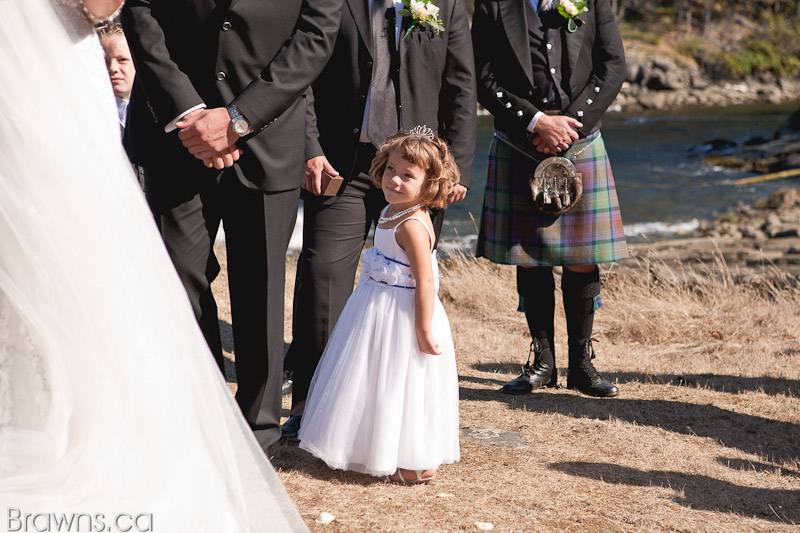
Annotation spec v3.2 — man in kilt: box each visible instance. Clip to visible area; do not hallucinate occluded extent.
[472,0,627,397]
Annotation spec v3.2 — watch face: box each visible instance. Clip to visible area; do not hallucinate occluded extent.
[233,120,249,135]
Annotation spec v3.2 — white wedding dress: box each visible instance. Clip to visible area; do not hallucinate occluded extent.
[0,1,306,531]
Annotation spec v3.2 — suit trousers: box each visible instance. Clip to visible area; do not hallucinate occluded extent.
[286,143,445,417]
[145,167,299,451]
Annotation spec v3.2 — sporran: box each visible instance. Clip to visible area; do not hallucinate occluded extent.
[529,156,582,215]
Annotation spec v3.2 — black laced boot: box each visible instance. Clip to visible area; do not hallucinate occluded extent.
[501,337,557,394]
[500,267,557,395]
[567,338,618,397]
[562,267,619,398]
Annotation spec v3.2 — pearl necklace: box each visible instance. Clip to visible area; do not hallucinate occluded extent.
[378,203,424,225]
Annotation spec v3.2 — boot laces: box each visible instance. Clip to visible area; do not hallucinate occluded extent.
[579,338,601,379]
[523,338,541,368]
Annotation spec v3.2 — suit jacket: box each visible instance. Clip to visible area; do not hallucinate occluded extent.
[472,0,625,146]
[305,0,477,188]
[122,0,342,192]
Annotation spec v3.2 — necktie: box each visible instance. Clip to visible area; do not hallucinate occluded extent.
[367,0,398,147]
[539,0,552,13]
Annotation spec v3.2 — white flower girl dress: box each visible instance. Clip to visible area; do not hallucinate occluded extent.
[298,215,460,477]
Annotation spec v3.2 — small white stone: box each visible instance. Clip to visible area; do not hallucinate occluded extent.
[315,512,335,525]
[474,522,494,530]
[437,493,456,498]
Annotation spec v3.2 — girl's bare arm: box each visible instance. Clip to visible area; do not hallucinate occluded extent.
[395,216,441,356]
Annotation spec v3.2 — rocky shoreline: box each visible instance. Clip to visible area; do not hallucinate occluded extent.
[622,187,800,283]
[617,45,800,112]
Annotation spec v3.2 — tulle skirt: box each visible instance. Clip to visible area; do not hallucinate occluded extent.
[0,1,305,530]
[298,277,460,477]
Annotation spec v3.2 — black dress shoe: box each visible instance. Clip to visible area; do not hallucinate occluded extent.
[500,339,557,395]
[567,338,619,398]
[281,415,302,440]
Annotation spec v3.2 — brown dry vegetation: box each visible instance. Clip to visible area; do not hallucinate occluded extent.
[212,242,800,532]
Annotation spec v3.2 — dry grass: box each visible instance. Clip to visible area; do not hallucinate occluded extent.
[212,244,800,532]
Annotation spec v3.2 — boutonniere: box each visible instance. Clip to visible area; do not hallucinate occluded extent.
[556,0,587,33]
[398,0,444,38]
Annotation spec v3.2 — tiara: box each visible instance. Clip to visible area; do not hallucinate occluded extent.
[408,125,434,141]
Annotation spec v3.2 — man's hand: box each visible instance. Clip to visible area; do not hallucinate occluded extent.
[177,107,239,161]
[303,155,338,196]
[532,135,559,154]
[202,146,244,170]
[447,184,467,205]
[176,108,205,129]
[533,114,582,154]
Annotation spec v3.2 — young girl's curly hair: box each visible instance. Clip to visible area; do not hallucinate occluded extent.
[369,131,460,210]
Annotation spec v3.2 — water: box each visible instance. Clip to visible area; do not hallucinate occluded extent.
[439,102,800,249]
[277,102,798,252]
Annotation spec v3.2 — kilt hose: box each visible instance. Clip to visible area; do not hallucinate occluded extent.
[477,131,628,266]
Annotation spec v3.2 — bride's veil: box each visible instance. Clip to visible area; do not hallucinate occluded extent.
[0,1,306,530]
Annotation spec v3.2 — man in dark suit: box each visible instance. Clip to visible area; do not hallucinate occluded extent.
[281,0,477,438]
[121,0,342,451]
[472,0,628,398]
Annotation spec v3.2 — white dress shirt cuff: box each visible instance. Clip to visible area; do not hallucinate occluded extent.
[165,104,207,133]
[526,111,544,134]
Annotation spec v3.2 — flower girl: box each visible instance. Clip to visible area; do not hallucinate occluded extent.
[298,128,460,483]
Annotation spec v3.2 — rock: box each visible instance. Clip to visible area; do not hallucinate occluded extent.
[778,77,800,95]
[773,226,800,238]
[637,90,669,110]
[763,213,784,237]
[315,512,335,525]
[767,188,800,210]
[651,56,672,72]
[757,72,777,84]
[770,153,800,172]
[744,135,770,146]
[645,70,668,91]
[754,197,770,209]
[758,85,784,105]
[462,427,528,448]
[690,70,710,89]
[625,61,644,84]
[700,138,738,152]
[741,225,767,240]
[665,70,690,90]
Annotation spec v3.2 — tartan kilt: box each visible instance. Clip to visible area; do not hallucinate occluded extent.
[477,131,628,266]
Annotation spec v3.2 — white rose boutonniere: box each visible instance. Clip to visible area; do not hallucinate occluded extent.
[556,0,587,33]
[398,0,444,38]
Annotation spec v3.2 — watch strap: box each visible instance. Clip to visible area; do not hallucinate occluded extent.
[227,105,253,136]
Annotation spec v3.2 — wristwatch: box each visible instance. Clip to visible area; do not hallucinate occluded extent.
[227,105,253,137]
